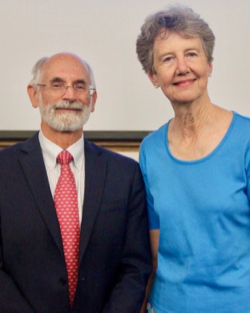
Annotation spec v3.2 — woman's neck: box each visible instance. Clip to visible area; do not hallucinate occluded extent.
[170,95,214,140]
[168,98,233,160]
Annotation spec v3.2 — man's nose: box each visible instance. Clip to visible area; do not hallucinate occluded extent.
[62,86,77,100]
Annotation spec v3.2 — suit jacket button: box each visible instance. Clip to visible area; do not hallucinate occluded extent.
[81,277,86,281]
[59,277,67,286]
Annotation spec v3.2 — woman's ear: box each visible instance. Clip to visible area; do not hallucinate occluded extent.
[208,62,213,77]
[148,72,159,88]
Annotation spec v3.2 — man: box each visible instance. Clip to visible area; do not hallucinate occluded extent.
[0,53,151,312]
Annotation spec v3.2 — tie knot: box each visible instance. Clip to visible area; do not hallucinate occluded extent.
[57,150,73,165]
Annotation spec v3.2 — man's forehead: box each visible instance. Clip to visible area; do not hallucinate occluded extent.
[41,54,90,81]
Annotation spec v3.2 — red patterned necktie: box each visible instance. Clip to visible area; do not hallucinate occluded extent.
[54,150,80,307]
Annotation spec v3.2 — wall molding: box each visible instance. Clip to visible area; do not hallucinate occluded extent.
[0,130,151,152]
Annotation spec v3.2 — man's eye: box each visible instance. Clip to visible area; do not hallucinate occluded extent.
[52,83,63,89]
[74,84,85,90]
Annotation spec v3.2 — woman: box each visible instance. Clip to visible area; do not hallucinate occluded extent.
[136,5,250,313]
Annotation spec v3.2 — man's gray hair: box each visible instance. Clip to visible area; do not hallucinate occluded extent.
[29,55,96,89]
[29,57,48,86]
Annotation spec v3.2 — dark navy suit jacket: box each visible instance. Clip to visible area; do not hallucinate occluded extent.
[0,133,151,313]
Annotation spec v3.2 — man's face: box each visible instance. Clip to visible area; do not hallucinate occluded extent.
[37,54,96,133]
[38,97,93,133]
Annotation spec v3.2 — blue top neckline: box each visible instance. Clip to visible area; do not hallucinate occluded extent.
[164,111,236,165]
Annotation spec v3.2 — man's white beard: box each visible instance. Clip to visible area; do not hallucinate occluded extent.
[39,99,92,132]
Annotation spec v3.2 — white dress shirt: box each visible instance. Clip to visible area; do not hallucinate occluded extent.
[39,130,85,224]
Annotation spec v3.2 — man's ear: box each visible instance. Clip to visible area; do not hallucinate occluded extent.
[147,72,159,88]
[90,91,97,112]
[27,84,40,108]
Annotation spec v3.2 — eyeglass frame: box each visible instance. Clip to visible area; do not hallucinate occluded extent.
[36,82,96,96]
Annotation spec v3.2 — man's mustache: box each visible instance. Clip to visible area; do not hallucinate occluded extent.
[53,101,83,111]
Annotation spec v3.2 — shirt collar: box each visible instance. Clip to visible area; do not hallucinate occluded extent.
[39,130,84,170]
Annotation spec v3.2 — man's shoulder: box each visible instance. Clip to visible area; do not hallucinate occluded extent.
[0,141,24,158]
[0,142,26,178]
[85,139,138,167]
[0,133,40,159]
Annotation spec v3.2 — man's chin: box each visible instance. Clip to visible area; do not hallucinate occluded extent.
[41,107,91,133]
[50,123,84,133]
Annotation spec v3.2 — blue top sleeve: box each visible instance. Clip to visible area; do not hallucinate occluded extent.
[139,142,160,230]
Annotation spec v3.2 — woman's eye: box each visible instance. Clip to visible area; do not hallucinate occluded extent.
[187,52,197,57]
[163,56,173,63]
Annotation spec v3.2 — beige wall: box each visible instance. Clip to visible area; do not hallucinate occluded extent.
[0,0,249,133]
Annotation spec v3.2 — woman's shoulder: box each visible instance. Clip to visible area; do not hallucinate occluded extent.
[225,112,250,155]
[231,112,250,139]
[233,111,250,127]
[141,122,169,149]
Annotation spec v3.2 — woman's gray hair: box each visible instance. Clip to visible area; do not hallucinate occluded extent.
[29,55,96,89]
[136,4,215,74]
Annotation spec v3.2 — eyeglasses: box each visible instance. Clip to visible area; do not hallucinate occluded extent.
[37,82,95,96]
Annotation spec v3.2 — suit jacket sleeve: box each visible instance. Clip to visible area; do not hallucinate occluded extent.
[0,239,34,312]
[102,162,152,313]
[0,145,35,312]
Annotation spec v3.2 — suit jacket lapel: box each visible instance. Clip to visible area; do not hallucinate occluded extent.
[19,135,106,260]
[79,139,107,261]
[19,133,63,254]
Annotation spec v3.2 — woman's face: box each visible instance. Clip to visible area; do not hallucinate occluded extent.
[148,32,212,105]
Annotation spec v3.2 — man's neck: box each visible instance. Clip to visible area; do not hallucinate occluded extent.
[41,123,83,149]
